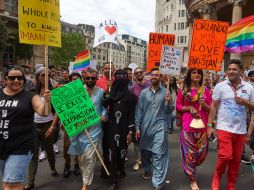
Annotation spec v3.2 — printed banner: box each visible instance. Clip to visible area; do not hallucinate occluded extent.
[147,32,175,72]
[160,45,183,76]
[188,19,229,71]
[19,0,61,47]
[93,19,118,48]
[51,79,101,137]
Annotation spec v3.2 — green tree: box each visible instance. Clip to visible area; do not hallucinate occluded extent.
[0,18,8,62]
[49,32,86,68]
[8,32,33,62]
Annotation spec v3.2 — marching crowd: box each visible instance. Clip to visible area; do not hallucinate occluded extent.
[0,59,254,190]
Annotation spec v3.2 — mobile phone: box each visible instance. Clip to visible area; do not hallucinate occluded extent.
[209,133,217,142]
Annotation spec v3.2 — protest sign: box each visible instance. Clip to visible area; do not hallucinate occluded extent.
[188,19,229,71]
[19,0,61,47]
[51,79,101,137]
[147,32,175,72]
[93,19,118,48]
[160,45,183,76]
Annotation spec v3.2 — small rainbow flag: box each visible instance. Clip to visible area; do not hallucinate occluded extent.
[225,15,254,53]
[73,49,90,71]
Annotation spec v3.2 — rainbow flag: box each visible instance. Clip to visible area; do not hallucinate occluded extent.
[225,15,254,53]
[73,49,90,71]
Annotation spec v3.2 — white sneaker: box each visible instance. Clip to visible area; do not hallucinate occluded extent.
[53,144,59,154]
[39,151,46,162]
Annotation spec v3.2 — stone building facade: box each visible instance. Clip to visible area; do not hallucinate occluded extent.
[118,34,147,69]
[155,0,189,67]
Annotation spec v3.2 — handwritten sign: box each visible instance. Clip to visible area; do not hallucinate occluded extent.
[93,19,118,48]
[147,32,175,72]
[18,0,61,47]
[51,79,100,137]
[188,19,229,71]
[160,45,183,76]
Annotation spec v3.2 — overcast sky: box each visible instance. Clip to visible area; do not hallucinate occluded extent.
[60,0,156,41]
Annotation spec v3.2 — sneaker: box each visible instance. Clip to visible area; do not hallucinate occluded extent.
[24,183,35,190]
[53,144,59,154]
[133,161,140,171]
[73,164,80,176]
[108,184,119,190]
[241,153,251,165]
[119,171,126,180]
[63,167,70,178]
[38,151,46,162]
[143,170,152,180]
[51,169,59,178]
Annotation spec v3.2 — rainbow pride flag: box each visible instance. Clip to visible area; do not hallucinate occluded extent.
[225,15,254,53]
[73,49,90,71]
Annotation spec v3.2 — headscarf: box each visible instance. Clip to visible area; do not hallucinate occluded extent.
[110,69,130,101]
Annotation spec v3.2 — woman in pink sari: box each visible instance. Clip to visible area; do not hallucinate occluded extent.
[176,69,212,190]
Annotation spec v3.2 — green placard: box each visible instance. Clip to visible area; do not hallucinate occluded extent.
[51,79,101,137]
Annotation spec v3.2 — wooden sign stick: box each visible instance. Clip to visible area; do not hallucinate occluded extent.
[84,129,110,176]
[45,45,49,115]
[166,75,171,106]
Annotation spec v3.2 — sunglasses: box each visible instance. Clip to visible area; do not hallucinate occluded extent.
[151,74,160,77]
[6,76,24,81]
[115,74,128,80]
[85,77,97,81]
[135,71,143,75]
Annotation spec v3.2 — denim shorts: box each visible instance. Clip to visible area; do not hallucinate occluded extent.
[0,152,33,183]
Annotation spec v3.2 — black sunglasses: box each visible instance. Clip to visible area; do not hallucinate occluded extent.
[6,76,24,81]
[85,77,97,81]
[135,71,143,75]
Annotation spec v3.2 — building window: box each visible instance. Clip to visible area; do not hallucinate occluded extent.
[179,10,181,17]
[177,36,180,44]
[178,23,180,30]
[3,45,15,65]
[5,0,17,15]
[174,23,176,30]
[181,10,185,17]
[166,25,168,32]
[184,36,187,43]
[181,22,185,30]
[180,36,184,43]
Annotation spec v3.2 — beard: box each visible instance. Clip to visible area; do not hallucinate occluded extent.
[86,82,96,88]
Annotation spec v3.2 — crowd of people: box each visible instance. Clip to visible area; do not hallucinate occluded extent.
[0,59,254,190]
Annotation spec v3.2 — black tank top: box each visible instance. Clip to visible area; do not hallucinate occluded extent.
[0,89,36,159]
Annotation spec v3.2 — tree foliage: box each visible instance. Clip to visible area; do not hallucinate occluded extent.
[0,18,8,53]
[8,32,33,60]
[49,32,86,68]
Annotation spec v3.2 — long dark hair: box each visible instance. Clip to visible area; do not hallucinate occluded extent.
[169,77,178,93]
[183,68,203,94]
[35,69,54,95]
[4,67,26,84]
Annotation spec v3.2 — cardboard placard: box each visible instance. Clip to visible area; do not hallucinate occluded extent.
[147,32,175,72]
[160,45,183,76]
[51,79,100,137]
[19,0,61,47]
[188,19,229,71]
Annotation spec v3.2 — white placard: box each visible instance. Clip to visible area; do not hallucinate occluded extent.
[93,19,118,48]
[160,45,183,76]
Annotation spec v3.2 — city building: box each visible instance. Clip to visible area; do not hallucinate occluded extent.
[78,24,126,70]
[155,0,189,68]
[0,0,18,68]
[185,0,254,68]
[118,34,147,69]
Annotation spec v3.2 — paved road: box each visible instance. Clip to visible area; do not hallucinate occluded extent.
[2,128,253,190]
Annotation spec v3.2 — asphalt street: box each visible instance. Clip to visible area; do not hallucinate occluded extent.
[1,128,254,190]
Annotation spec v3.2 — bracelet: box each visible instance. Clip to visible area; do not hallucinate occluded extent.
[128,131,133,134]
[207,123,213,127]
